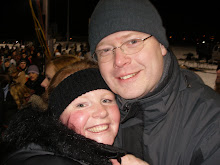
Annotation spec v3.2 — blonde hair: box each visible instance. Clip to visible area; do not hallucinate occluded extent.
[42,59,98,103]
[10,83,33,109]
[46,55,81,73]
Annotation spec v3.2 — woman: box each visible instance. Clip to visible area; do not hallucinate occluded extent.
[0,62,125,165]
[48,66,148,165]
[41,55,80,90]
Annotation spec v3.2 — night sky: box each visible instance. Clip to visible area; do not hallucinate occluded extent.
[0,0,219,42]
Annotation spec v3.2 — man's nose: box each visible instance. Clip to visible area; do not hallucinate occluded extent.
[113,48,131,68]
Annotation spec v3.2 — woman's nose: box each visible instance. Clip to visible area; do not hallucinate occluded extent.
[92,104,108,119]
[41,79,48,89]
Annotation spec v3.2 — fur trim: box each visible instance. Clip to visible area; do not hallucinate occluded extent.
[1,106,125,165]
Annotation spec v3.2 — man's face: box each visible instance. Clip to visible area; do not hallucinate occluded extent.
[19,62,27,69]
[22,53,27,58]
[96,31,167,99]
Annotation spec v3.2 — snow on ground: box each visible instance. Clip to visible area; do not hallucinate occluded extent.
[170,45,217,89]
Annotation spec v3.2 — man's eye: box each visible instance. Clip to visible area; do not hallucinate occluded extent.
[129,39,139,45]
[102,48,111,53]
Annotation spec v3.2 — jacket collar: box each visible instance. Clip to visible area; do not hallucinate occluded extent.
[1,107,125,165]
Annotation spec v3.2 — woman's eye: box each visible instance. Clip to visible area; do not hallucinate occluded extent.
[46,76,51,81]
[102,99,112,103]
[77,103,86,108]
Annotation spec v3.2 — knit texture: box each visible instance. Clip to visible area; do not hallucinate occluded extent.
[89,0,169,55]
[28,65,39,74]
[48,68,111,118]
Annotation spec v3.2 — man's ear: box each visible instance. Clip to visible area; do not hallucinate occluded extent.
[160,44,167,56]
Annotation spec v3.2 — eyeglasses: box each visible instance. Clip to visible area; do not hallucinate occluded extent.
[93,35,152,63]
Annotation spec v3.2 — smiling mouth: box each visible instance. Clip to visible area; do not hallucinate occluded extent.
[87,125,109,133]
[119,73,137,80]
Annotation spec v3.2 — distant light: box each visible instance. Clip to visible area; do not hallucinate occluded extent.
[202,41,205,43]
[16,41,18,43]
[70,38,72,40]
[210,36,215,40]
[169,36,172,39]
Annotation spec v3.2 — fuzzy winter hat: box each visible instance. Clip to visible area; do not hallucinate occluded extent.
[48,68,111,118]
[89,0,169,55]
[27,65,39,74]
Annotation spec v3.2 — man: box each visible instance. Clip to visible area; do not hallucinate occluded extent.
[89,0,220,164]
[17,59,28,74]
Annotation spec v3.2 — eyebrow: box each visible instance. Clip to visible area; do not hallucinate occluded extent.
[97,32,142,48]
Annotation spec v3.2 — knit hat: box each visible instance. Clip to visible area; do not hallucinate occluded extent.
[28,65,39,74]
[48,68,111,118]
[89,0,169,55]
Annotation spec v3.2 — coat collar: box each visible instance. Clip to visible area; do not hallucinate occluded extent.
[1,107,125,165]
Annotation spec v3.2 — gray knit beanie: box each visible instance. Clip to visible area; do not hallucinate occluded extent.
[48,68,111,118]
[89,0,169,55]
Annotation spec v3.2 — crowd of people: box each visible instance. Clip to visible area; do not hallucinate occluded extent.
[0,0,219,164]
[0,44,84,133]
[0,45,45,131]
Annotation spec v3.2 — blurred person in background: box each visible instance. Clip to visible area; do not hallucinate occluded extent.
[41,55,80,91]
[17,59,28,74]
[0,58,11,74]
[10,83,33,110]
[20,50,31,66]
[8,65,27,85]
[25,65,44,96]
[31,51,44,74]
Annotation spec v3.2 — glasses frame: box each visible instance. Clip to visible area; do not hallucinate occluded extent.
[92,35,153,62]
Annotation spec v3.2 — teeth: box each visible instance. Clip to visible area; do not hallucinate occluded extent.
[120,73,136,80]
[87,125,109,133]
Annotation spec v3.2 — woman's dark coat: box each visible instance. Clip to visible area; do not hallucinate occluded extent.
[0,107,125,165]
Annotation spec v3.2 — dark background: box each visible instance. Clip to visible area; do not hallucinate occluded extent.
[0,0,219,44]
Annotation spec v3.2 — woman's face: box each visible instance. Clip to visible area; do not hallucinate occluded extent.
[60,89,120,145]
[41,65,56,90]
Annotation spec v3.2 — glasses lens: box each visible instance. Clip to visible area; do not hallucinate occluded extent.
[122,39,144,54]
[94,49,113,63]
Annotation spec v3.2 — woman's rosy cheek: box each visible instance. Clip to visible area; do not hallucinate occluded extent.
[67,111,88,136]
